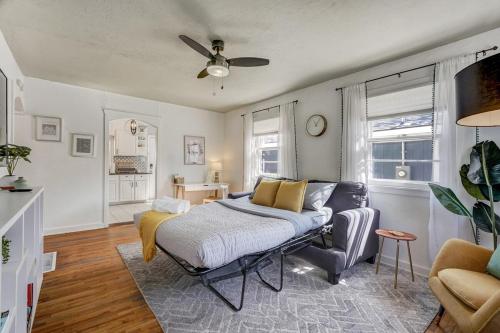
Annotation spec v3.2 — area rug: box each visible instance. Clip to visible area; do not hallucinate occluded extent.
[117,243,437,333]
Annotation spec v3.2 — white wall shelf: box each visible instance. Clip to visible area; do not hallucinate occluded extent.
[0,188,43,333]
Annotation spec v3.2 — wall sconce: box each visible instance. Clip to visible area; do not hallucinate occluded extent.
[130,119,137,135]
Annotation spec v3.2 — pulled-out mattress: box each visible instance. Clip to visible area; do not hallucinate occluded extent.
[134,198,332,269]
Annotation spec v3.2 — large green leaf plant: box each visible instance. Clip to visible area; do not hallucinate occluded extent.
[429,140,500,249]
[0,144,32,176]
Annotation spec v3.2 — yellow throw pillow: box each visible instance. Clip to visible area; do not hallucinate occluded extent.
[251,180,282,207]
[273,180,308,213]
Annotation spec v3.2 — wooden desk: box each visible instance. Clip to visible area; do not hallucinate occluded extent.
[174,183,229,200]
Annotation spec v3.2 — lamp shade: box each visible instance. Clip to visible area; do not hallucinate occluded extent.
[211,161,223,171]
[455,52,500,126]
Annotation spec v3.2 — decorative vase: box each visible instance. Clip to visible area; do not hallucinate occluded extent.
[0,175,17,187]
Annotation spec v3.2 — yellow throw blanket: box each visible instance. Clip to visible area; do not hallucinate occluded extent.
[139,210,179,262]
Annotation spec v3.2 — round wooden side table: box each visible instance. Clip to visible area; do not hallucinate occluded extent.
[375,229,417,289]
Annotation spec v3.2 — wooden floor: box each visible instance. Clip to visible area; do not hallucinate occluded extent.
[33,223,162,333]
[425,312,461,333]
[33,223,458,333]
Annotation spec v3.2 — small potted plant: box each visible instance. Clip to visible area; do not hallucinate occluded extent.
[0,144,32,186]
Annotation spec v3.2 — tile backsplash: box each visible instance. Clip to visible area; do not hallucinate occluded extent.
[114,155,148,172]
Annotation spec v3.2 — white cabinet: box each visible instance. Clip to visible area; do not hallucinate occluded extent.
[109,176,119,203]
[115,129,137,156]
[0,188,44,333]
[135,180,148,201]
[114,127,147,156]
[114,175,148,202]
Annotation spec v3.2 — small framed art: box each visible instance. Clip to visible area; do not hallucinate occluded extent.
[35,116,62,142]
[184,135,205,165]
[71,133,95,157]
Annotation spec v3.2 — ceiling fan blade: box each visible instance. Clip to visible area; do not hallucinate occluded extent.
[197,68,209,79]
[179,35,214,60]
[228,57,270,67]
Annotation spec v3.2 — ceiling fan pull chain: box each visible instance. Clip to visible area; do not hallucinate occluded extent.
[221,76,224,90]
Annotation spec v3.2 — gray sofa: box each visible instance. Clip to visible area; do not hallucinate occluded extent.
[228,180,380,285]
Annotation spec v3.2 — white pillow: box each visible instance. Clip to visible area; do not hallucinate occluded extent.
[303,183,337,211]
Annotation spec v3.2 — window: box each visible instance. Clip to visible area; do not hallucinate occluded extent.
[253,107,280,177]
[367,68,435,184]
[257,134,279,176]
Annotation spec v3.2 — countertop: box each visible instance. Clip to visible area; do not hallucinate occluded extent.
[109,172,153,175]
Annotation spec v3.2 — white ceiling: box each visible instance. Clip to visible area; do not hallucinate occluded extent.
[1,0,499,112]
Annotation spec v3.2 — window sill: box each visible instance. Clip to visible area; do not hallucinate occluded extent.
[368,180,430,198]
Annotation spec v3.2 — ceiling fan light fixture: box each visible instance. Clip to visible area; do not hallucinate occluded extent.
[207,63,229,77]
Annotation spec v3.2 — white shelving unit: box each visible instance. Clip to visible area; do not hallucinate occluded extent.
[0,188,44,333]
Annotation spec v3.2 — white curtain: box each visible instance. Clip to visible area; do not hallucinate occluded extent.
[428,54,476,260]
[243,113,258,191]
[278,102,298,179]
[341,83,368,183]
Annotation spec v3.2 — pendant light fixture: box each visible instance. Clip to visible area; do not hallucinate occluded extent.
[455,51,500,126]
[130,119,137,135]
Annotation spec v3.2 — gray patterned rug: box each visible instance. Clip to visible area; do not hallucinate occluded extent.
[117,243,437,333]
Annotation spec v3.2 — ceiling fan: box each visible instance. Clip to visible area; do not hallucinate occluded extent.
[179,35,270,79]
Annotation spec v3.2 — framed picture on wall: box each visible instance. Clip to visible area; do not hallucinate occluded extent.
[35,116,62,142]
[71,133,95,157]
[184,135,205,165]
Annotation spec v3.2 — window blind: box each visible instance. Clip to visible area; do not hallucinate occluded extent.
[253,106,279,135]
[366,66,435,119]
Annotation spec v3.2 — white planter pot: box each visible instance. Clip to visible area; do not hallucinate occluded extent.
[0,175,17,187]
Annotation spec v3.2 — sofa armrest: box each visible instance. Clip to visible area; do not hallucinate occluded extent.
[429,239,493,278]
[228,191,252,199]
[331,207,380,268]
[472,290,500,333]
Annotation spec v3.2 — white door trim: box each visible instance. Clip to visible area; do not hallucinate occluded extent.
[102,108,160,226]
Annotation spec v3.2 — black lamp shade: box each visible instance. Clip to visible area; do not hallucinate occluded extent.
[455,52,500,127]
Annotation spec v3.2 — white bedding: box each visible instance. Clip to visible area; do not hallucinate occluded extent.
[134,199,332,268]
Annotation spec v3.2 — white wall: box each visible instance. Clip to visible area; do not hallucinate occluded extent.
[224,27,500,274]
[0,30,24,177]
[13,78,224,234]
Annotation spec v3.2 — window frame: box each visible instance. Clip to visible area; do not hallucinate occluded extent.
[367,112,436,188]
[254,132,279,178]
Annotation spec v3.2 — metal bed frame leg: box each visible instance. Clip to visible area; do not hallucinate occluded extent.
[256,253,284,292]
[207,268,247,312]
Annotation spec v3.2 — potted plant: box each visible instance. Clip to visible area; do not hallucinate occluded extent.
[429,140,500,249]
[0,144,32,185]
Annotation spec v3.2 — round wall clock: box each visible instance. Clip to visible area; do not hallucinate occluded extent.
[306,114,327,137]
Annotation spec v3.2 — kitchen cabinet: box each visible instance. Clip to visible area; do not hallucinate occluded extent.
[135,179,148,201]
[112,174,149,203]
[115,129,137,155]
[109,175,119,203]
[114,127,147,156]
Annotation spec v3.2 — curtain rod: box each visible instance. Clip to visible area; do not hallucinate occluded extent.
[240,100,298,117]
[335,45,498,91]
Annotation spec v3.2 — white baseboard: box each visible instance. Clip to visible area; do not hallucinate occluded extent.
[43,222,107,235]
[379,254,430,277]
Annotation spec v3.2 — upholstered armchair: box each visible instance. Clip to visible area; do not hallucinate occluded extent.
[429,239,500,333]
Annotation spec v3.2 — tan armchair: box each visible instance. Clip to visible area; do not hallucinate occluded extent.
[429,238,500,333]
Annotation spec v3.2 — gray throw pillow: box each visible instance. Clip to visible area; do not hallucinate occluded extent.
[303,183,337,211]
